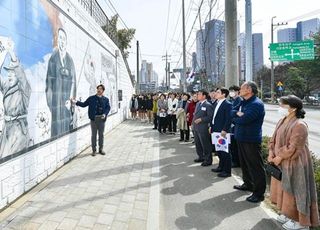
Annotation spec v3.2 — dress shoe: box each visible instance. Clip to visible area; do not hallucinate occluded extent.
[233,184,252,192]
[217,172,231,178]
[211,167,222,173]
[194,158,204,163]
[152,128,157,130]
[179,139,184,142]
[99,150,106,155]
[246,194,264,203]
[92,151,96,156]
[184,139,189,142]
[201,162,212,167]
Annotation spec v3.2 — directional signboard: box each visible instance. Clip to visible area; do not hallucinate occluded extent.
[269,40,314,62]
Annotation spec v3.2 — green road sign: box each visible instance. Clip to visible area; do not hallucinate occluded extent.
[269,40,314,62]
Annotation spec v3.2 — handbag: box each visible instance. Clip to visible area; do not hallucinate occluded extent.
[265,163,282,181]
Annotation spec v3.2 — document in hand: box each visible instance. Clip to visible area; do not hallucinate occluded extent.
[211,132,231,153]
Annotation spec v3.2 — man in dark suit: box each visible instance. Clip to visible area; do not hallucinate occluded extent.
[210,88,232,177]
[208,88,218,105]
[192,90,214,166]
[231,81,266,203]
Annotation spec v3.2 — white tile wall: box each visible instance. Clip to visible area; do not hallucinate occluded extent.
[0,0,134,210]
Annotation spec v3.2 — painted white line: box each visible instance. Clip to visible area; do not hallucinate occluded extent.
[147,139,160,230]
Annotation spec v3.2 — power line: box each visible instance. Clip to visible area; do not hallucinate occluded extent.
[163,0,172,53]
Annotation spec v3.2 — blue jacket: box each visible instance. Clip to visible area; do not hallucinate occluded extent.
[231,96,265,143]
[76,95,111,121]
[211,100,232,133]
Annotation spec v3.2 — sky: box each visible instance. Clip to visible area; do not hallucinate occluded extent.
[99,0,320,83]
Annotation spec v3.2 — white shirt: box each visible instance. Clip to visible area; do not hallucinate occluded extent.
[212,98,226,125]
[168,98,179,114]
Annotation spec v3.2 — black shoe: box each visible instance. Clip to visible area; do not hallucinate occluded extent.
[184,139,189,142]
[92,151,96,156]
[233,184,252,192]
[179,139,184,142]
[217,172,231,178]
[201,162,212,167]
[191,141,195,144]
[99,150,106,155]
[153,128,157,130]
[246,195,264,203]
[194,158,204,163]
[211,167,223,173]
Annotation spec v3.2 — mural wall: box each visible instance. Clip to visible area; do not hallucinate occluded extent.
[0,0,120,162]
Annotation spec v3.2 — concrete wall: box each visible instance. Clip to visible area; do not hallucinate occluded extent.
[0,0,134,209]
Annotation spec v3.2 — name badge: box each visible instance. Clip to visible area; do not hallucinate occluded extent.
[201,107,206,111]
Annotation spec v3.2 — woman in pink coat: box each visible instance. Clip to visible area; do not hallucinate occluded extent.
[268,95,319,230]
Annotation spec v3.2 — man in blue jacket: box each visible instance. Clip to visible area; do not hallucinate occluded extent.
[210,88,232,177]
[231,81,266,203]
[74,84,111,156]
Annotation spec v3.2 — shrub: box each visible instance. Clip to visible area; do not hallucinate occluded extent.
[312,153,320,215]
[261,136,271,163]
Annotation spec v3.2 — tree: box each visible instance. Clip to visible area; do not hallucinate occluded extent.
[101,14,136,59]
[285,67,306,98]
[117,28,136,58]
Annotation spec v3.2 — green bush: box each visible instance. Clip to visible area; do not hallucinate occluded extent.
[261,136,271,163]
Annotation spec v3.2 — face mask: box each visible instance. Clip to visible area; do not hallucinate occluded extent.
[229,92,236,98]
[278,107,289,117]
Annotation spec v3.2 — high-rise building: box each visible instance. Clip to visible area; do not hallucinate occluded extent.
[297,18,320,41]
[238,33,264,81]
[204,19,225,85]
[277,28,297,42]
[252,33,264,79]
[196,29,206,69]
[139,60,158,92]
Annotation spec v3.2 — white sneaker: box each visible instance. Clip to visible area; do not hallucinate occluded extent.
[282,220,309,230]
[277,214,290,224]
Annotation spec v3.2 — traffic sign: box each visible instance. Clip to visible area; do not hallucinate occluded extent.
[269,40,314,62]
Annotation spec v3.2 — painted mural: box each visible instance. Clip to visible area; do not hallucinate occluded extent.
[0,0,118,160]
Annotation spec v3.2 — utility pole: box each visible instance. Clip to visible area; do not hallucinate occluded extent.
[182,0,187,92]
[162,52,171,91]
[136,40,140,94]
[245,0,253,82]
[270,17,287,102]
[225,0,239,88]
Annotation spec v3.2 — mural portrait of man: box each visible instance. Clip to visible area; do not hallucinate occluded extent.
[46,28,77,138]
[0,38,31,158]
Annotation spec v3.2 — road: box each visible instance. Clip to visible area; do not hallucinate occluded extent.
[263,104,320,158]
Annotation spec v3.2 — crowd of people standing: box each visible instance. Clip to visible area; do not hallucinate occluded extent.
[129,81,319,230]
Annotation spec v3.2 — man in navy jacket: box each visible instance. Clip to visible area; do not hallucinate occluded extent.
[210,88,232,177]
[231,81,266,203]
[74,84,111,156]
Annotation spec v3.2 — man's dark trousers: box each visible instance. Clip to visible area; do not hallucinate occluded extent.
[237,142,266,197]
[194,130,212,164]
[90,117,105,152]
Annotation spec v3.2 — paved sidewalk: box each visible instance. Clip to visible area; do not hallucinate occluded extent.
[0,120,282,230]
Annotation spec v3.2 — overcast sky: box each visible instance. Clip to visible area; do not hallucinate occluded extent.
[100,0,320,83]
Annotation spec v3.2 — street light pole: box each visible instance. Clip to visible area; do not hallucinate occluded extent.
[270,16,287,102]
[270,16,276,102]
[182,0,187,92]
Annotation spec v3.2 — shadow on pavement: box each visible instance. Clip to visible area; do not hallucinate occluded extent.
[175,191,257,230]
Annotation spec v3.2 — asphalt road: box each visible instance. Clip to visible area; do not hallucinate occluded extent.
[263,104,320,158]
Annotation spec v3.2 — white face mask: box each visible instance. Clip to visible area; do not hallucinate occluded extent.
[278,107,289,117]
[229,92,236,98]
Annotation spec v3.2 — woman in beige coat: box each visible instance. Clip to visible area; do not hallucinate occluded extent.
[268,95,319,230]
